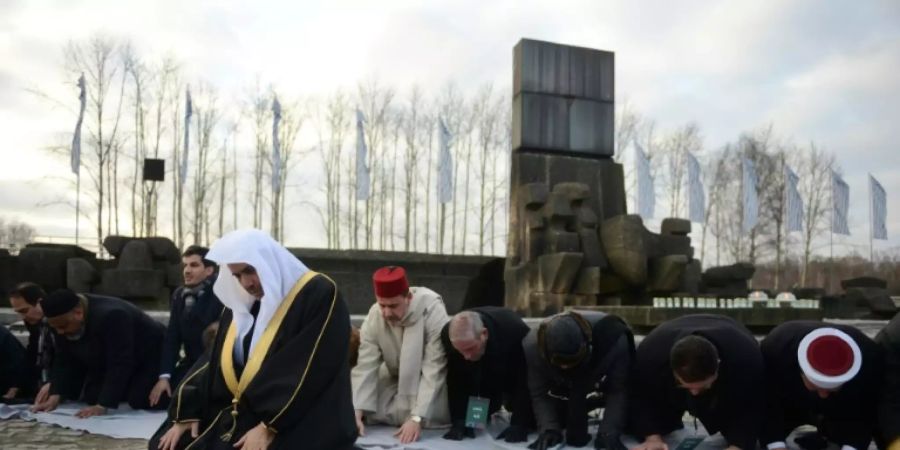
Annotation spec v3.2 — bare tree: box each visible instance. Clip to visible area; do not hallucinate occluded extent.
[64,35,128,248]
[269,94,306,242]
[189,82,220,245]
[123,45,148,237]
[401,86,425,252]
[357,78,395,250]
[243,80,270,230]
[797,142,836,286]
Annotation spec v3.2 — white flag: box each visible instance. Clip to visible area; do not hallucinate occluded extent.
[271,96,282,193]
[785,165,804,233]
[634,142,655,219]
[870,174,887,240]
[742,157,759,233]
[437,117,454,204]
[832,171,850,235]
[180,87,192,186]
[356,109,370,201]
[71,73,86,175]
[686,152,705,223]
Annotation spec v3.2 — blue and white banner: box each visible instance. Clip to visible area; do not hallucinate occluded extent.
[71,73,86,175]
[870,174,887,240]
[831,171,850,235]
[271,96,282,192]
[686,152,705,223]
[742,157,759,233]
[355,109,370,201]
[437,117,454,204]
[634,142,655,220]
[785,165,804,233]
[180,87,192,186]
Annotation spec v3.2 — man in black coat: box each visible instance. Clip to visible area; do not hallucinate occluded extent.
[876,311,900,450]
[152,229,357,450]
[149,245,224,408]
[5,282,76,402]
[628,314,764,450]
[30,289,166,417]
[523,311,635,450]
[440,306,534,443]
[761,321,882,450]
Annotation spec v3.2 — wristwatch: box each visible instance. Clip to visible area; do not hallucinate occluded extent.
[409,415,422,424]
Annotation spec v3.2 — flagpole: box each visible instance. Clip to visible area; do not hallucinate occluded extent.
[75,170,80,246]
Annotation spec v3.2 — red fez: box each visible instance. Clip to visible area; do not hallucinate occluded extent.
[797,327,861,389]
[373,266,409,298]
[807,335,854,376]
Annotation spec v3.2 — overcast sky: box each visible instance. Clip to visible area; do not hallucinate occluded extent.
[1,0,899,258]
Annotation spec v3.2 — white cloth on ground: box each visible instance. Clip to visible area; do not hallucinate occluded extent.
[0,402,165,439]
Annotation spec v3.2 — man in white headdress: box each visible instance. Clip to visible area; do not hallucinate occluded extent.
[152,229,358,450]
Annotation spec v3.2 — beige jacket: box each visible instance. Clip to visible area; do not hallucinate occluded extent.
[351,286,450,425]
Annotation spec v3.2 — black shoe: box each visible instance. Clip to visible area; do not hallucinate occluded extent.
[794,432,828,450]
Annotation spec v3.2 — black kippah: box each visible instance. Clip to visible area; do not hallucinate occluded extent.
[42,289,81,318]
[542,315,590,368]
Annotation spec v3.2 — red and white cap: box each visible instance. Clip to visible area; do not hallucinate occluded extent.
[797,327,862,390]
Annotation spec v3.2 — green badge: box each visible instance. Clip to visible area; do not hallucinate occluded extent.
[674,436,704,450]
[464,396,490,429]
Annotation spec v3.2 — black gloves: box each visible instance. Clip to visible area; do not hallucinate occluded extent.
[595,432,627,450]
[497,424,528,443]
[528,430,563,450]
[566,428,592,447]
[442,423,475,441]
[794,432,828,450]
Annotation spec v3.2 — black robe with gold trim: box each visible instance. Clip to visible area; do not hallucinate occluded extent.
[151,272,357,450]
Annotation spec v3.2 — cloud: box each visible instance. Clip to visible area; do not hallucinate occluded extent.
[1,0,899,256]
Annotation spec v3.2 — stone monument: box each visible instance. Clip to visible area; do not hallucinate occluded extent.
[504,39,699,316]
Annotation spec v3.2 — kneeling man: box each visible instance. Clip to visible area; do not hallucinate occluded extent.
[629,314,764,450]
[352,266,450,444]
[154,229,357,450]
[441,307,534,442]
[761,321,882,450]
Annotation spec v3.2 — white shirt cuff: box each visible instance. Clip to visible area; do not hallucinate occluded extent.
[159,374,171,379]
[767,442,787,450]
[841,446,856,450]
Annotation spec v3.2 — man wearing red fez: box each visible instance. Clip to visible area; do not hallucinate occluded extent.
[761,321,883,450]
[351,266,450,444]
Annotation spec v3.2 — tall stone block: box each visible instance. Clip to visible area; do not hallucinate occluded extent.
[512,39,615,156]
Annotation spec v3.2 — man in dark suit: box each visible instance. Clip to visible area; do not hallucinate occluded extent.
[440,306,534,443]
[148,245,223,408]
[0,325,25,400]
[31,289,166,417]
[628,314,764,450]
[761,321,882,450]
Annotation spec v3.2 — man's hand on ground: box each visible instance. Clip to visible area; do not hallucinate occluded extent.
[2,387,19,399]
[34,383,51,405]
[75,404,107,418]
[31,394,60,413]
[354,409,366,437]
[158,421,199,450]
[394,418,421,444]
[149,378,172,407]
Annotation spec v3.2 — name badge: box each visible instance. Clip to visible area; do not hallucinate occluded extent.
[674,436,704,450]
[464,396,490,429]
